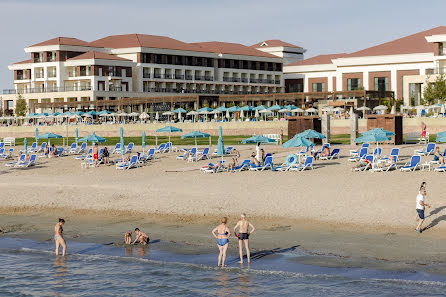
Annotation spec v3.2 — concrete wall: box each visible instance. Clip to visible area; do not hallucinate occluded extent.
[1,117,445,139]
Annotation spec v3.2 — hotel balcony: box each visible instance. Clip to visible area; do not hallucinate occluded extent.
[2,86,93,94]
[48,71,57,78]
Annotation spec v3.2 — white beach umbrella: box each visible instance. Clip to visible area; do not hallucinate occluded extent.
[187,110,198,116]
[162,111,173,116]
[357,106,371,111]
[333,107,344,112]
[70,114,82,119]
[226,110,230,118]
[155,112,159,121]
[178,112,182,121]
[441,104,445,114]
[321,107,333,112]
[291,107,304,113]
[240,109,244,119]
[139,112,149,119]
[259,109,272,114]
[255,109,259,118]
[305,107,317,113]
[390,106,396,114]
[373,105,388,111]
[129,112,139,117]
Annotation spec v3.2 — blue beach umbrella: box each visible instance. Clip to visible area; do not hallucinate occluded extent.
[284,105,297,110]
[295,129,326,139]
[156,126,183,144]
[78,132,106,143]
[215,106,228,112]
[38,132,62,147]
[24,138,28,155]
[197,107,213,113]
[362,128,394,137]
[283,136,315,148]
[172,108,187,113]
[181,131,211,148]
[227,106,241,112]
[120,127,125,155]
[242,135,275,144]
[436,134,446,143]
[255,105,267,111]
[216,126,225,158]
[241,105,254,111]
[35,128,39,143]
[75,128,78,144]
[268,104,283,111]
[355,134,390,144]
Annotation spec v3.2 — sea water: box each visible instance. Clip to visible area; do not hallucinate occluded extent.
[1,237,446,296]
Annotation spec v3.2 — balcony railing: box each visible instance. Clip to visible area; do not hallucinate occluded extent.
[194,75,205,81]
[48,72,57,78]
[153,73,161,79]
[141,88,280,95]
[175,74,184,79]
[35,72,44,79]
[185,75,193,80]
[2,86,93,94]
[143,73,151,78]
[205,76,213,81]
[16,76,29,80]
[434,67,446,74]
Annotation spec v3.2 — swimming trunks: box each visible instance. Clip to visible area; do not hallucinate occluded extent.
[217,238,229,246]
[417,209,425,220]
[421,130,427,137]
[239,233,249,240]
[93,154,98,160]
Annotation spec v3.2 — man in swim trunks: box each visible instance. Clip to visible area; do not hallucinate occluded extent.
[132,228,149,245]
[233,213,255,264]
[92,143,99,167]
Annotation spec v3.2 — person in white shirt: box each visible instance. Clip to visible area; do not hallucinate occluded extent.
[416,182,430,233]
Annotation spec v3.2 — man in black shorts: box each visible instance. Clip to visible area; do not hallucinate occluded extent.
[234,213,255,264]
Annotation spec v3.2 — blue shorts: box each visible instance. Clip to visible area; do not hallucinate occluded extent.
[417,209,425,220]
[217,239,229,246]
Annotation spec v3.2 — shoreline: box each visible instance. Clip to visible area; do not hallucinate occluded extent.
[2,208,446,276]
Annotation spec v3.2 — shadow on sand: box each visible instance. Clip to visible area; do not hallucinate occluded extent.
[227,245,299,264]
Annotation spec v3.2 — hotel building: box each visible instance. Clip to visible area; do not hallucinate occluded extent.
[284,26,446,108]
[1,35,304,115]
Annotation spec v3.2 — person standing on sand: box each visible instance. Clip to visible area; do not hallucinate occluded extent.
[234,213,255,264]
[416,182,430,233]
[212,217,231,267]
[92,143,99,167]
[420,122,427,144]
[54,218,67,256]
[132,228,149,245]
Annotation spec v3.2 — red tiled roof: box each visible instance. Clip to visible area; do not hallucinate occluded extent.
[67,51,131,61]
[89,34,201,51]
[250,39,302,49]
[90,34,277,58]
[29,37,91,47]
[191,41,278,58]
[287,53,348,66]
[13,59,33,65]
[347,26,446,58]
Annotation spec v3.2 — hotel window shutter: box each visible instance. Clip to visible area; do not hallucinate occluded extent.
[347,79,351,91]
[358,79,361,89]
[374,78,378,91]
[385,77,388,91]
[322,83,325,92]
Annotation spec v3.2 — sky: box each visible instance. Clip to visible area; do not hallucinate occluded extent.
[0,0,445,90]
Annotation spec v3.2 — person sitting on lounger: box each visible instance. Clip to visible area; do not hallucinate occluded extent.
[352,158,371,171]
[320,146,330,158]
[433,147,445,164]
[375,158,394,168]
[233,148,240,159]
[124,230,132,244]
[132,228,149,245]
[250,152,260,167]
[260,149,265,163]
[227,158,239,170]
[50,144,56,158]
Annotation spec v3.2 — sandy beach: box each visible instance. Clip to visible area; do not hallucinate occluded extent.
[1,143,446,271]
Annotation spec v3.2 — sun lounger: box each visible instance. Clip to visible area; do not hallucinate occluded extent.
[155,143,166,153]
[430,148,446,164]
[375,148,400,170]
[250,156,273,171]
[125,142,134,154]
[75,148,92,160]
[349,147,368,162]
[116,155,140,170]
[15,154,37,168]
[434,164,446,172]
[0,142,4,149]
[228,159,250,172]
[319,148,340,160]
[5,154,26,167]
[415,143,435,156]
[273,154,299,171]
[203,161,226,173]
[400,155,421,171]
[111,143,121,154]
[28,142,38,153]
[36,142,47,153]
[65,143,77,154]
[76,143,87,154]
[289,156,314,171]
[350,143,369,157]
[0,148,13,160]
[196,148,210,161]
[354,155,374,171]
[373,147,382,160]
[54,148,65,157]
[140,148,155,162]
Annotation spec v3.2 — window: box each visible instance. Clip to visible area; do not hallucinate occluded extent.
[143,67,150,78]
[312,83,325,92]
[374,77,388,91]
[347,78,361,91]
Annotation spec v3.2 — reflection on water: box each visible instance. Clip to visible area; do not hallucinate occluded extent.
[125,246,133,257]
[216,270,232,297]
[136,247,148,257]
[53,256,67,296]
[238,270,251,295]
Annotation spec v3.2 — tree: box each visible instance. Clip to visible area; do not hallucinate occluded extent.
[15,94,27,117]
[423,74,446,105]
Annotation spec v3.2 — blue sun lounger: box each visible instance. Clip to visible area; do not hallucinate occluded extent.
[415,143,435,156]
[228,159,251,172]
[15,154,37,168]
[400,155,421,171]
[6,154,26,167]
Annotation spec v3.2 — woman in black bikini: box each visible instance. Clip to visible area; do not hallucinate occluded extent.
[212,217,231,267]
[103,147,110,164]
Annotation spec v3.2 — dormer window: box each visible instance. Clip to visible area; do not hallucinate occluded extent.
[260,42,269,47]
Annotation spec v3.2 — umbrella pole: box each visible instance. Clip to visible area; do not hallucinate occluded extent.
[195,137,197,161]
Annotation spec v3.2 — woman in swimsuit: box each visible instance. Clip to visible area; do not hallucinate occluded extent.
[212,217,231,267]
[54,218,67,256]
[420,122,427,144]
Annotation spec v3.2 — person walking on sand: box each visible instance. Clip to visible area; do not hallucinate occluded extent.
[416,182,430,233]
[420,122,427,144]
[92,143,99,167]
[212,217,231,267]
[132,228,150,245]
[234,213,255,264]
[54,218,67,256]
